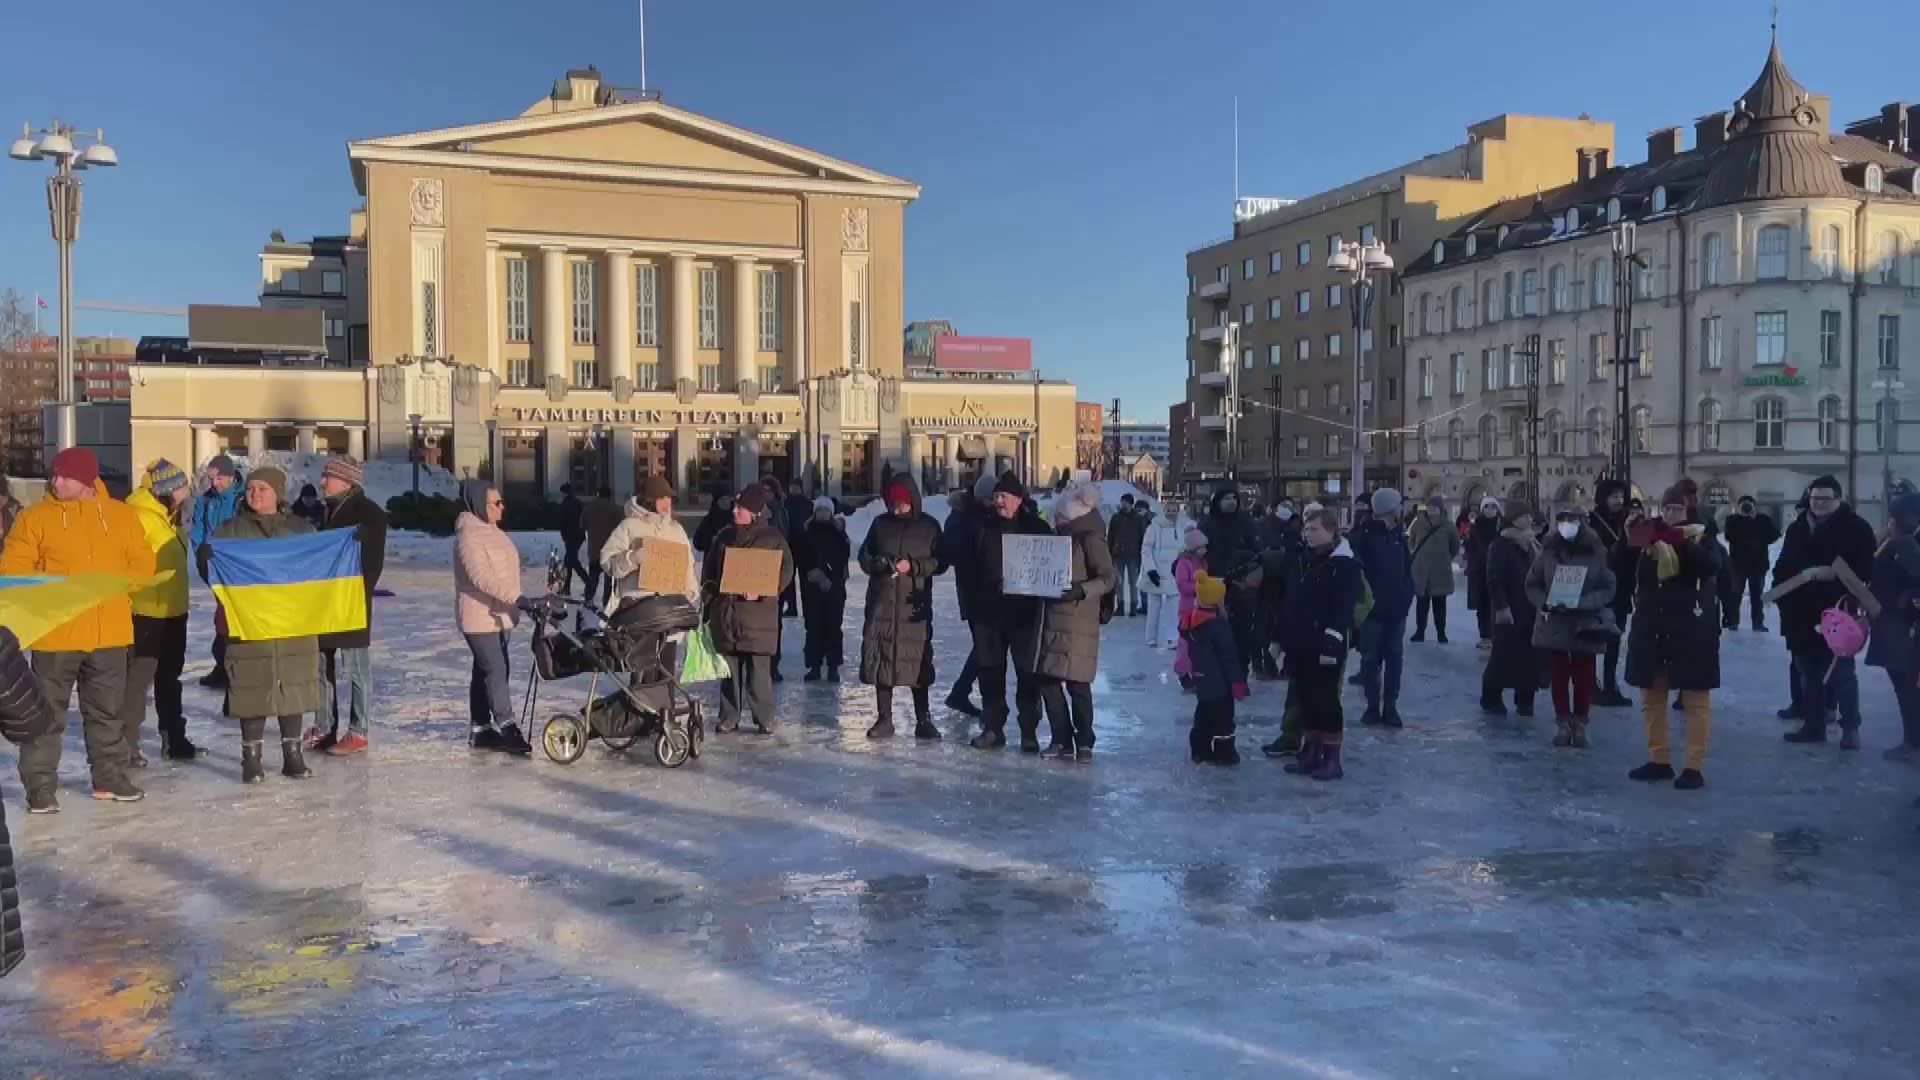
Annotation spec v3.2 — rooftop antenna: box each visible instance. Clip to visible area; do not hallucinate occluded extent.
[639,0,649,92]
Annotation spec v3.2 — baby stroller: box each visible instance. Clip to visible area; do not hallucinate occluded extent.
[519,580,706,768]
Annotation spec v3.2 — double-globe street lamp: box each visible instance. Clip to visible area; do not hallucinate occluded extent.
[1326,238,1393,518]
[9,121,119,457]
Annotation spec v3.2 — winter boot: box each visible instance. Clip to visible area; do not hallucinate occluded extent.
[1839,727,1861,751]
[1310,741,1344,781]
[913,716,941,740]
[1783,723,1827,744]
[1628,761,1676,782]
[1514,698,1536,719]
[1046,740,1078,761]
[1190,727,1208,764]
[969,727,1007,750]
[1284,738,1324,775]
[1262,732,1304,758]
[804,666,821,682]
[1674,769,1705,790]
[1075,746,1092,762]
[1209,735,1241,765]
[241,741,267,784]
[471,725,506,749]
[828,666,841,683]
[1360,707,1384,727]
[866,718,895,739]
[1479,697,1507,717]
[1380,708,1404,728]
[1569,716,1590,749]
[497,723,534,755]
[944,692,982,718]
[161,730,202,760]
[1552,717,1574,748]
[281,739,313,780]
[1596,685,1633,708]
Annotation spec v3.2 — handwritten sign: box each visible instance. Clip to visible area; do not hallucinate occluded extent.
[718,546,784,598]
[1003,534,1072,597]
[1547,565,1588,609]
[634,539,691,596]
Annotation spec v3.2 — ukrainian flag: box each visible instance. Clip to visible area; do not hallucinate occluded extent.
[0,574,170,648]
[206,531,367,642]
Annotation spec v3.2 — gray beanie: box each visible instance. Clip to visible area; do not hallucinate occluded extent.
[972,471,999,502]
[1370,487,1404,517]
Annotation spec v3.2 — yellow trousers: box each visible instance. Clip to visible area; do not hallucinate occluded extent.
[1643,675,1710,771]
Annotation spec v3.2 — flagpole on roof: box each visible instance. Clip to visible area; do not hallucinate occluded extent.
[639,0,648,93]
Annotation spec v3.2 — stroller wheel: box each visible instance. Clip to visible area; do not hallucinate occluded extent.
[655,725,693,768]
[542,713,589,765]
[687,704,704,759]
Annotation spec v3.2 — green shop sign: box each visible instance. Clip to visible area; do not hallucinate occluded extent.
[1743,370,1806,387]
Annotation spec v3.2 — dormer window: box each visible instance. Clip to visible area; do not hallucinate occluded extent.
[1911,171,1920,196]
[1432,240,1445,264]
[1466,234,1478,257]
[1607,198,1622,224]
[1652,186,1668,213]
[1865,165,1884,194]
[1565,207,1579,231]
[1497,225,1510,246]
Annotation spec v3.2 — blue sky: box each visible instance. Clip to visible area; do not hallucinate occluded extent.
[0,1,1913,420]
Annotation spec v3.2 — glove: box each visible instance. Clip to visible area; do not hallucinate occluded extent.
[1231,681,1250,701]
[1494,607,1514,626]
[1058,584,1086,602]
[1146,570,1162,587]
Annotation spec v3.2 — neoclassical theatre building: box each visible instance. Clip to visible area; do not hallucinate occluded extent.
[129,66,1079,501]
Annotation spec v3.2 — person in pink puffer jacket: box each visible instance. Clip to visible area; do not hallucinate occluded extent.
[1173,528,1208,690]
[453,480,530,754]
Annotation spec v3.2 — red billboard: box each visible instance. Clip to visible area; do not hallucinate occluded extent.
[933,335,1032,372]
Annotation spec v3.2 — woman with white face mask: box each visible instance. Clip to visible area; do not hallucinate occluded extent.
[1522,506,1619,749]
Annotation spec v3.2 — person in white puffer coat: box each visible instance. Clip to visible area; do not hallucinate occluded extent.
[1140,500,1187,649]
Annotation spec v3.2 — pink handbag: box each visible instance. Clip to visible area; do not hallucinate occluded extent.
[1817,599,1869,659]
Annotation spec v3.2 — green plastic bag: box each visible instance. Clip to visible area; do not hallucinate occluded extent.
[679,623,731,683]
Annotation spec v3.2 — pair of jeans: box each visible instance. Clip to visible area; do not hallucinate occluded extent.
[321,647,373,737]
[1357,612,1406,714]
[1548,651,1596,717]
[464,631,513,731]
[1114,559,1141,614]
[1886,668,1920,748]
[1413,595,1448,639]
[1036,677,1094,748]
[1740,570,1768,627]
[719,653,776,731]
[582,559,612,612]
[24,647,129,798]
[119,615,188,750]
[1793,652,1860,732]
[948,648,978,701]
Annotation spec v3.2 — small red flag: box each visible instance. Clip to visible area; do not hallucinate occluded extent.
[36,295,47,309]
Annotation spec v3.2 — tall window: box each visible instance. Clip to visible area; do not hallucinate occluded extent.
[699,362,722,392]
[1450,286,1465,329]
[1632,406,1652,452]
[1633,327,1653,377]
[1448,418,1464,459]
[1503,271,1518,317]
[636,362,660,390]
[1820,310,1842,367]
[1294,434,1310,457]
[1269,251,1283,273]
[1296,338,1311,362]
[635,263,658,346]
[1755,312,1787,367]
[282,269,302,293]
[1242,347,1255,371]
[1818,396,1842,449]
[1360,224,1376,245]
[1297,240,1311,266]
[1417,294,1430,334]
[1757,225,1790,280]
[507,356,530,387]
[1241,303,1254,325]
[1590,258,1611,307]
[1701,233,1724,286]
[1479,414,1499,457]
[321,270,343,295]
[1481,347,1497,391]
[1294,386,1311,409]
[1545,410,1563,454]
[1882,233,1907,285]
[1586,407,1605,455]
[1325,433,1341,456]
[1590,332,1607,381]
[1520,269,1539,316]
[1242,257,1256,280]
[1634,252,1656,299]
[1216,265,1229,284]
[1549,266,1567,313]
[1543,338,1564,385]
[1326,382,1342,407]
[1754,397,1785,449]
[1879,314,1901,370]
[1268,297,1283,319]
[1327,332,1342,357]
[1268,343,1283,366]
[1327,233,1344,258]
[1508,412,1524,453]
[1701,316,1723,370]
[421,282,439,357]
[1451,352,1466,395]
[698,267,720,349]
[1481,280,1496,324]
[1418,356,1433,398]
[1877,398,1900,451]
[1819,225,1842,278]
[1699,399,1722,450]
[757,268,781,350]
[570,261,598,345]
[1296,290,1311,314]
[574,356,598,389]
[1327,284,1344,308]
[1505,343,1522,389]
[504,256,530,343]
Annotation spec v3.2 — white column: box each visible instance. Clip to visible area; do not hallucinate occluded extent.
[484,242,502,380]
[669,253,696,389]
[945,432,962,491]
[540,245,569,387]
[792,258,808,479]
[605,249,634,389]
[347,426,366,461]
[191,424,216,469]
[296,425,317,455]
[731,255,757,391]
[245,424,266,459]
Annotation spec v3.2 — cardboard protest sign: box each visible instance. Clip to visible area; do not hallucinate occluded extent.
[718,546,783,598]
[1002,534,1072,597]
[1547,565,1588,609]
[1761,559,1881,618]
[634,539,691,595]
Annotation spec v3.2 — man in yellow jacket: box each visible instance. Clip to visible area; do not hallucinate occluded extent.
[0,448,157,811]
[114,460,198,766]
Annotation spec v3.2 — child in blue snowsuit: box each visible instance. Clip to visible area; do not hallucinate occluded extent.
[1182,572,1248,764]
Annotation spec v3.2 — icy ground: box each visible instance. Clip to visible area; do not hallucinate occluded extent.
[2,557,1918,1079]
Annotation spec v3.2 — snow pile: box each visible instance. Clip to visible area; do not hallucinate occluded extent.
[386,528,562,569]
[216,451,461,507]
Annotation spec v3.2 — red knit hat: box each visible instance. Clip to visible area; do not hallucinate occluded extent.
[886,480,913,507]
[49,447,99,486]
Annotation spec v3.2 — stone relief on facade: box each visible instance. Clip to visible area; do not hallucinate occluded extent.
[842,206,868,252]
[818,378,839,415]
[545,374,568,402]
[676,376,698,405]
[377,366,406,406]
[410,178,445,228]
[878,376,900,412]
[611,376,634,404]
[739,379,760,406]
[843,376,877,428]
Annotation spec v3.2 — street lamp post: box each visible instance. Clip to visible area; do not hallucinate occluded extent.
[1221,321,1241,486]
[10,121,119,459]
[1327,239,1394,520]
[408,413,423,494]
[1873,376,1905,518]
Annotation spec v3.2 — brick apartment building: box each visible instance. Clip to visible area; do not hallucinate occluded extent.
[1,336,134,476]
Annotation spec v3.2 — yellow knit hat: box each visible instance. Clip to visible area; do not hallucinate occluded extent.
[1194,572,1227,608]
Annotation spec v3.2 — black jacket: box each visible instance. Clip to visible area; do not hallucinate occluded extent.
[700,519,794,656]
[1,626,53,979]
[965,500,1053,626]
[1723,511,1779,575]
[1106,506,1147,562]
[1588,504,1636,617]
[859,482,945,688]
[1200,487,1258,578]
[317,486,388,652]
[1275,540,1363,663]
[1625,522,1724,691]
[1464,513,1502,611]
[794,518,851,592]
[692,498,733,554]
[940,505,984,622]
[1484,528,1543,689]
[1773,504,1877,656]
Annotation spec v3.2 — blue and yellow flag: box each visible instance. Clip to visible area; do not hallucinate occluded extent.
[0,574,168,648]
[206,531,367,642]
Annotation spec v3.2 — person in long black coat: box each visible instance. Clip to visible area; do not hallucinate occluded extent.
[1723,495,1779,631]
[1587,479,1636,705]
[1624,484,1724,789]
[962,473,1053,751]
[699,485,794,734]
[0,625,53,980]
[794,497,849,682]
[1480,504,1542,716]
[1774,475,1878,748]
[1465,496,1504,647]
[858,477,946,739]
